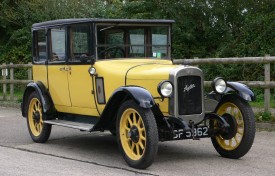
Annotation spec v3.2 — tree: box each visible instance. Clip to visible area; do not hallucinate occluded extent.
[0,0,274,66]
[0,0,107,63]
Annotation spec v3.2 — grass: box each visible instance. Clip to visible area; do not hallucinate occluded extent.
[254,111,275,122]
[249,99,275,109]
[0,90,23,103]
[250,98,275,122]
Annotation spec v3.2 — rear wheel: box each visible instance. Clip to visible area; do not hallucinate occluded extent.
[27,92,52,143]
[116,100,158,169]
[211,94,255,159]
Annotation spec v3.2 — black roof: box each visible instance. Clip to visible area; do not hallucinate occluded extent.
[32,18,175,29]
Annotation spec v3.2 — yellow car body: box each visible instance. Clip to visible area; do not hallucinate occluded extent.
[21,18,256,169]
[33,59,176,116]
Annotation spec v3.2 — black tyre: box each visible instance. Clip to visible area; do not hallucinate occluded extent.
[211,94,255,159]
[26,92,52,143]
[116,100,158,169]
[109,129,116,136]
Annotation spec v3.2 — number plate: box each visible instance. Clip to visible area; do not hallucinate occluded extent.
[173,126,209,139]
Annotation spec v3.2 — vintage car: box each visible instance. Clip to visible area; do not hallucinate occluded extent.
[21,18,255,169]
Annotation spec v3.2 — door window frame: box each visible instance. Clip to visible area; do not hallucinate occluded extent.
[67,23,94,65]
[47,25,67,65]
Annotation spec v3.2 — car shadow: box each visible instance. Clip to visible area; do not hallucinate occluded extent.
[155,141,218,164]
[47,132,121,158]
[44,131,218,166]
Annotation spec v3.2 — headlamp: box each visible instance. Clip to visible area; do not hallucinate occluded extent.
[212,77,227,94]
[158,81,173,97]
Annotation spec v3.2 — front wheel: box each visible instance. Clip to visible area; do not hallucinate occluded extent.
[27,92,52,143]
[211,94,255,159]
[116,100,158,169]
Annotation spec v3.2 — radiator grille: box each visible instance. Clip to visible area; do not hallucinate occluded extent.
[177,76,202,115]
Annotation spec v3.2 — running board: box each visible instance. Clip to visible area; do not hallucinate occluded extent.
[44,119,94,131]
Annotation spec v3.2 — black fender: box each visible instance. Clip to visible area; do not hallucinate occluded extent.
[207,82,255,102]
[226,82,255,101]
[21,82,55,117]
[114,86,155,108]
[206,82,255,112]
[93,86,156,130]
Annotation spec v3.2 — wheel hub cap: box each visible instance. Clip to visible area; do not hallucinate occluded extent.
[128,126,139,143]
[33,111,40,123]
[221,113,238,139]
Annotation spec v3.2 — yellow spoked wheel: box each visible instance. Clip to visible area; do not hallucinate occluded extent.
[28,98,43,137]
[26,92,51,143]
[120,108,146,160]
[211,95,255,159]
[117,100,158,169]
[215,102,244,150]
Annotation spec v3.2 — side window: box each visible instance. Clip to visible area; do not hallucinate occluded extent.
[50,27,66,62]
[33,30,47,63]
[69,25,91,63]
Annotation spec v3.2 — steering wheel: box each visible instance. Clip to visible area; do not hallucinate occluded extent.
[98,46,125,59]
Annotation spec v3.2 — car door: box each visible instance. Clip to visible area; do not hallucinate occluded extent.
[66,24,98,115]
[47,27,72,107]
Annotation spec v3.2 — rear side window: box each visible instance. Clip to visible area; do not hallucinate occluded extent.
[50,27,66,62]
[33,30,47,63]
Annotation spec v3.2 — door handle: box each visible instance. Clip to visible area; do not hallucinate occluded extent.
[59,67,66,71]
[59,66,71,71]
[64,66,71,71]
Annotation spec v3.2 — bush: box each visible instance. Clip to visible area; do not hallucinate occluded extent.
[255,111,275,122]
